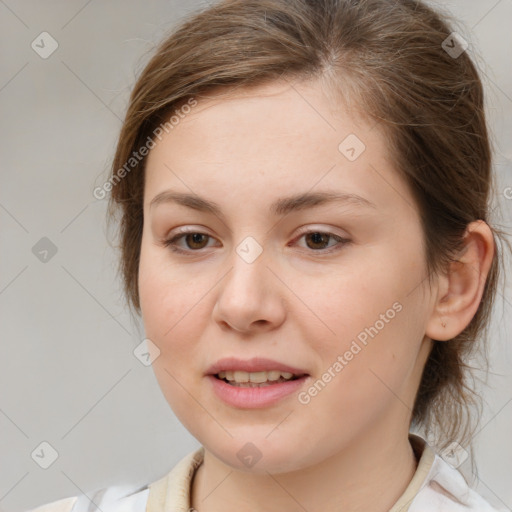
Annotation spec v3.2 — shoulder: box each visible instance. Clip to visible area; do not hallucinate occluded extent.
[26,484,150,512]
[392,435,506,512]
[27,496,78,512]
[410,450,505,511]
[25,447,205,512]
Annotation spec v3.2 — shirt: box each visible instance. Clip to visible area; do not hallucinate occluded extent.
[28,434,505,512]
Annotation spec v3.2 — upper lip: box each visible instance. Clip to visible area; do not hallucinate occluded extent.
[206,357,309,376]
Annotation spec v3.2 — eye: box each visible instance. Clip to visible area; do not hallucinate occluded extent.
[162,229,350,255]
[294,230,350,252]
[163,231,217,254]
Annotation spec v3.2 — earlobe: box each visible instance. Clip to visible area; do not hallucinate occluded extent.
[426,220,495,342]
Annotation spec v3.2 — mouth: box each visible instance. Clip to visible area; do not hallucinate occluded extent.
[206,357,310,407]
[214,370,307,387]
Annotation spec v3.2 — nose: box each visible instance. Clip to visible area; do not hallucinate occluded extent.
[212,245,287,334]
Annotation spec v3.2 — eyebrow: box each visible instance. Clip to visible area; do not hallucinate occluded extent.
[149,190,376,217]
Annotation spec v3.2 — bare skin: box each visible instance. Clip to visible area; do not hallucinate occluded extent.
[138,78,494,512]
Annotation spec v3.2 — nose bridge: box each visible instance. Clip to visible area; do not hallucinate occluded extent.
[224,234,269,302]
[235,235,265,267]
[213,234,285,331]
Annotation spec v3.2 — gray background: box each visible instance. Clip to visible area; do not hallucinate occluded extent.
[0,1,511,511]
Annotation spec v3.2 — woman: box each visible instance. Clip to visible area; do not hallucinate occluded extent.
[30,0,508,510]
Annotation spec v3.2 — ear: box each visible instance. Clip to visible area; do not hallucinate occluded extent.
[426,220,495,341]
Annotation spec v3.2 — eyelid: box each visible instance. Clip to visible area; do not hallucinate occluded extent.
[293,224,350,239]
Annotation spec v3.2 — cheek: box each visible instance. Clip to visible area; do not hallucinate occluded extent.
[138,240,224,386]
[296,257,410,355]
[139,243,195,360]
[301,314,421,447]
[298,247,428,406]
[139,237,196,332]
[312,283,428,420]
[138,251,208,422]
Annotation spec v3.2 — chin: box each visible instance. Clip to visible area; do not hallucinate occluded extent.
[203,435,316,475]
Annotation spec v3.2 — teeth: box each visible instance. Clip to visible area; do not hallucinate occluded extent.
[267,370,281,381]
[217,370,298,384]
[234,371,249,383]
[249,371,267,383]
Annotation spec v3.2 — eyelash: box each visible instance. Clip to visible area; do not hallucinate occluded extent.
[162,229,350,255]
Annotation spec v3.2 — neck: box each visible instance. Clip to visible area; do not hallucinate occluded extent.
[191,423,418,512]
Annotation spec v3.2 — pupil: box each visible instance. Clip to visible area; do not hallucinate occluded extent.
[307,232,328,249]
[187,233,207,249]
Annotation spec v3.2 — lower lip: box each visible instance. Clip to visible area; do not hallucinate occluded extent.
[207,375,309,409]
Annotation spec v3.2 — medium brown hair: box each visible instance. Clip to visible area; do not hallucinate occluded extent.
[107,0,507,454]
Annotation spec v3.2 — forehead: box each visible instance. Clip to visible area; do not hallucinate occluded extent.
[162,79,371,150]
[143,78,406,214]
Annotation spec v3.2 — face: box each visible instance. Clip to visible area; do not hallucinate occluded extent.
[139,79,435,474]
